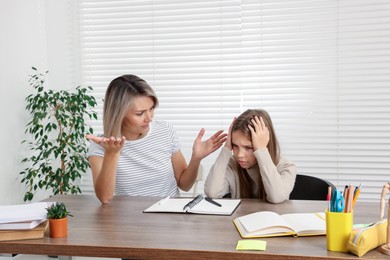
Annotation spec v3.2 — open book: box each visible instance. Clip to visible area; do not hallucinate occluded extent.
[233,211,326,238]
[144,195,241,216]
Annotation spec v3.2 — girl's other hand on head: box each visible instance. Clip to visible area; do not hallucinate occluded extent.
[225,117,236,150]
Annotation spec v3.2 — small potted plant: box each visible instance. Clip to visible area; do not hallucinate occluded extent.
[46,202,73,238]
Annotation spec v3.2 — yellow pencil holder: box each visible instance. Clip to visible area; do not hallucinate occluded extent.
[325,210,353,252]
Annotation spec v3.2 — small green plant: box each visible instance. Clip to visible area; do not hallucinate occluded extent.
[46,202,73,219]
[20,67,98,201]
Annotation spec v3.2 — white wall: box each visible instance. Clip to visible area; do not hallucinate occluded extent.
[0,0,75,204]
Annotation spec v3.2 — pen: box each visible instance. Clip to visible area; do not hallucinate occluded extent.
[205,197,222,207]
[352,185,361,209]
[183,194,204,211]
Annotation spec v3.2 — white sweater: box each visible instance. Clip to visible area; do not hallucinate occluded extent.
[204,147,296,203]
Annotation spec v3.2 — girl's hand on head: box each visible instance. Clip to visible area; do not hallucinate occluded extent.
[248,116,269,151]
[192,129,227,160]
[225,117,236,151]
[85,134,126,153]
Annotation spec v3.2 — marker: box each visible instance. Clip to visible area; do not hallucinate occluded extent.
[327,186,332,211]
[205,197,222,207]
[342,185,348,198]
[343,185,350,213]
[183,194,204,211]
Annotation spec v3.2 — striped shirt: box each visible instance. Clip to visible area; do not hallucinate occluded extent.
[87,120,181,197]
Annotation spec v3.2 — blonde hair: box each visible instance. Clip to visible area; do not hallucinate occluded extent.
[103,75,158,137]
[232,109,280,198]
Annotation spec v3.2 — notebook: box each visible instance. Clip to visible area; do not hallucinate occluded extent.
[143,195,241,216]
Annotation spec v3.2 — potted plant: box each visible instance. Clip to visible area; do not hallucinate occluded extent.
[46,202,73,238]
[19,67,98,201]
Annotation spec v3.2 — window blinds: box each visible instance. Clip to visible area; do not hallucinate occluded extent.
[77,0,390,201]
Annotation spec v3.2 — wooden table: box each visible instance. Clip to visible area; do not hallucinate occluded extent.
[0,195,387,259]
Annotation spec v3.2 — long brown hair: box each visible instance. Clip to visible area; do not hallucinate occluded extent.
[103,75,159,137]
[232,109,280,198]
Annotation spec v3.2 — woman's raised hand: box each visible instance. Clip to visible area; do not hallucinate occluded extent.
[192,129,227,160]
[85,134,126,153]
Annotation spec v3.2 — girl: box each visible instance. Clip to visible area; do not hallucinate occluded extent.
[204,109,296,203]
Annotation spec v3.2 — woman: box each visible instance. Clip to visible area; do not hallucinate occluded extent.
[204,109,296,203]
[86,74,227,204]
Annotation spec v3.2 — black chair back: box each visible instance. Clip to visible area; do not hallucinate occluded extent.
[289,174,336,200]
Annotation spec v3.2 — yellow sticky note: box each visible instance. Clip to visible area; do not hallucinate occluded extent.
[236,239,267,251]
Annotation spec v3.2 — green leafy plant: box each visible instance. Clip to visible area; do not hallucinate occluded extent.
[46,202,73,219]
[20,67,98,201]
